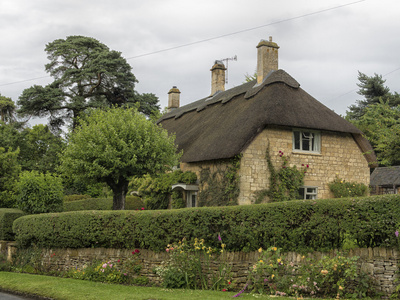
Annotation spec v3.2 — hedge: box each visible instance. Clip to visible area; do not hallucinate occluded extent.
[63,196,145,211]
[13,195,400,253]
[0,208,25,240]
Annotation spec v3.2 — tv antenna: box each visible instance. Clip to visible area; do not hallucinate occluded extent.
[220,55,237,84]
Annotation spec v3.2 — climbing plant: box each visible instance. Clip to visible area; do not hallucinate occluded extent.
[198,155,241,207]
[129,170,197,210]
[255,147,308,203]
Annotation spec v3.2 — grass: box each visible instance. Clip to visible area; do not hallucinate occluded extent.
[0,272,273,300]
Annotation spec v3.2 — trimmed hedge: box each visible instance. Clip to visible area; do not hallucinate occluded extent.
[0,208,25,240]
[63,196,145,211]
[13,195,400,253]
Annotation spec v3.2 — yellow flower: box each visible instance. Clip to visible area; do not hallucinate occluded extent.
[220,249,224,253]
[277,258,282,263]
[321,270,329,275]
[258,247,263,253]
[339,286,343,290]
[271,274,275,279]
[259,260,263,263]
[272,247,277,251]
[269,264,273,267]
[221,244,226,249]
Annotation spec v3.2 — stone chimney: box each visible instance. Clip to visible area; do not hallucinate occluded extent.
[256,36,279,84]
[210,60,226,95]
[167,86,180,112]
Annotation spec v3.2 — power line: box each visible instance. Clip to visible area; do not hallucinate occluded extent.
[0,0,366,87]
[125,0,366,60]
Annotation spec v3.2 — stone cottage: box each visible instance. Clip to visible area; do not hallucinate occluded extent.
[158,37,376,206]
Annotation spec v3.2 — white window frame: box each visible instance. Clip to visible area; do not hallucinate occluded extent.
[293,129,321,153]
[299,186,318,200]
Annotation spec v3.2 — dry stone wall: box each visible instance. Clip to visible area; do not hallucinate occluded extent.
[5,243,398,296]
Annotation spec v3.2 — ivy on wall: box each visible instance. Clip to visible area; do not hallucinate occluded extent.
[197,155,241,207]
[255,146,308,203]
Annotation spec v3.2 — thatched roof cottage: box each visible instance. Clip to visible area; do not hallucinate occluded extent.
[158,37,376,207]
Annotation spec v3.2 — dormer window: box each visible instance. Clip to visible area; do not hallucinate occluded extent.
[293,130,321,153]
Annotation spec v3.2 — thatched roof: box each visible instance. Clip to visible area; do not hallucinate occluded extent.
[158,69,376,165]
[370,166,400,186]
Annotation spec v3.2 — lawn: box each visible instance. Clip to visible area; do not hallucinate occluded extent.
[0,272,273,300]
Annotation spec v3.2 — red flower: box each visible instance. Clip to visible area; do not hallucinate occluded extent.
[132,251,135,255]
[307,164,309,168]
[141,207,145,210]
[222,289,227,292]
[117,259,120,263]
[228,281,231,285]
[135,249,140,254]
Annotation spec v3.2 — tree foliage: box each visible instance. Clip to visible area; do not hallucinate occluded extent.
[0,122,65,173]
[350,100,400,166]
[59,107,180,210]
[346,71,400,120]
[0,147,21,208]
[18,35,160,131]
[16,171,64,214]
[0,95,16,123]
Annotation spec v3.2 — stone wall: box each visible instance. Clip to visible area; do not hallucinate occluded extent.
[6,244,397,296]
[238,126,370,204]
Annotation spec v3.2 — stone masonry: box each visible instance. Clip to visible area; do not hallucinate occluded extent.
[5,245,398,296]
[181,126,370,206]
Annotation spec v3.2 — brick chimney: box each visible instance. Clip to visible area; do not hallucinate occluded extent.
[167,86,180,112]
[210,60,226,95]
[256,36,279,84]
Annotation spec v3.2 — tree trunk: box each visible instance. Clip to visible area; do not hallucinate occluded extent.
[110,179,128,210]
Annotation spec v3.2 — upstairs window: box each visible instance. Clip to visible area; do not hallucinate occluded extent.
[293,130,321,153]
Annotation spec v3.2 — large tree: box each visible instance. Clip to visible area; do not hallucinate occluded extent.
[346,71,400,120]
[351,100,400,166]
[18,36,160,131]
[59,107,180,210]
[0,122,65,173]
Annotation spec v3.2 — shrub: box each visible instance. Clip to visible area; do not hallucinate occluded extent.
[63,194,91,202]
[0,147,21,208]
[63,196,144,211]
[0,208,24,240]
[156,237,231,290]
[13,195,400,252]
[16,171,63,214]
[328,176,368,198]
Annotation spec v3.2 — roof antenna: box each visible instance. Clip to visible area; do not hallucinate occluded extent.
[219,55,237,84]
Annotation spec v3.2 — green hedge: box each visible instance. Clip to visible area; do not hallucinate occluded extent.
[0,208,25,240]
[13,195,400,253]
[63,196,145,211]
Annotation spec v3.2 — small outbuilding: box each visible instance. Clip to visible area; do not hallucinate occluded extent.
[370,166,400,195]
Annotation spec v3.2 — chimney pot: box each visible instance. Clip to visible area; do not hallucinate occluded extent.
[256,37,279,84]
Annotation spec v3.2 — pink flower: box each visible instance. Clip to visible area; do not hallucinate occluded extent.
[124,273,127,276]
[166,248,169,252]
[218,234,222,242]
[141,207,145,210]
[102,263,107,268]
[222,289,227,292]
[395,230,399,237]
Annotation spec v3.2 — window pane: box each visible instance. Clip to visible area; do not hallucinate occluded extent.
[302,135,310,151]
[294,131,300,149]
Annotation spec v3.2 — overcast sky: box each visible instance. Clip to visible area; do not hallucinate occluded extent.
[0,0,399,126]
